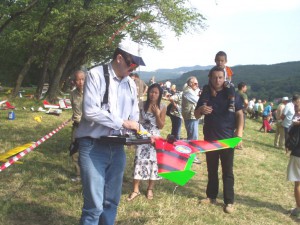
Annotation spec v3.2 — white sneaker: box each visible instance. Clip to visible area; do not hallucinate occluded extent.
[71,177,81,182]
[193,157,201,164]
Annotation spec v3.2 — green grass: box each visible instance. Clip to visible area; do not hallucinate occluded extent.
[0,97,298,225]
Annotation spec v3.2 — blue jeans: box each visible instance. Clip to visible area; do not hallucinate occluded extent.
[184,119,199,140]
[170,114,182,140]
[78,137,126,225]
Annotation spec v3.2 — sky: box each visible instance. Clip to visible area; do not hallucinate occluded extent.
[140,0,300,71]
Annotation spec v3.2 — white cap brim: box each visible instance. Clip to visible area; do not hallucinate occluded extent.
[118,41,146,66]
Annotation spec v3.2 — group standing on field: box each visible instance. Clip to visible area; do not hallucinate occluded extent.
[67,44,299,225]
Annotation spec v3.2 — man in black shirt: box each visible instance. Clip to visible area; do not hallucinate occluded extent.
[195,66,244,214]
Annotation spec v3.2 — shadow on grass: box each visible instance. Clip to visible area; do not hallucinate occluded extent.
[0,160,81,225]
[116,217,149,225]
[122,164,207,200]
[244,138,277,149]
[0,201,78,225]
[236,193,287,214]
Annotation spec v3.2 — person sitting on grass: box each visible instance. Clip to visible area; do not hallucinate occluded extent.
[259,115,274,133]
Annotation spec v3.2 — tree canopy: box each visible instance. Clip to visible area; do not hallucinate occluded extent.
[0,0,206,102]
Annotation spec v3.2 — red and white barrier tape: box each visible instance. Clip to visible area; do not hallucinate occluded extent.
[0,118,71,172]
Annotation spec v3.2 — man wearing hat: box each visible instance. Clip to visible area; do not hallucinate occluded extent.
[274,97,289,149]
[75,40,145,225]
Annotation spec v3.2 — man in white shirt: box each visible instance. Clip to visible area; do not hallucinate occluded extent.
[165,80,171,93]
[182,76,200,140]
[182,77,201,163]
[247,98,256,118]
[75,40,145,225]
[282,95,300,145]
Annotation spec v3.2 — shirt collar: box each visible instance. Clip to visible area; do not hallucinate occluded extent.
[108,63,129,83]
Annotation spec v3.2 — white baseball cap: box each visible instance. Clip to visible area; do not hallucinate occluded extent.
[118,40,146,66]
[282,97,289,101]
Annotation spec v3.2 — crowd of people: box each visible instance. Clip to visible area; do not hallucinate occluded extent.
[66,40,299,224]
[238,89,300,217]
[245,95,300,149]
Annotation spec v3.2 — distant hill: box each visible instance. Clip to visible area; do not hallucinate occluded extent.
[140,61,300,101]
[139,65,214,83]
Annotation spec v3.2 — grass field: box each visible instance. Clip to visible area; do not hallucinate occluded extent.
[0,97,298,225]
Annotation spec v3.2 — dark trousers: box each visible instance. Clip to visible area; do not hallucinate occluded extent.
[243,112,246,129]
[254,111,259,119]
[205,148,234,204]
[170,114,182,140]
[284,127,289,142]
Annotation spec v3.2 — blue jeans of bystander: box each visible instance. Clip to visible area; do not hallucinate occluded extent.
[184,119,199,140]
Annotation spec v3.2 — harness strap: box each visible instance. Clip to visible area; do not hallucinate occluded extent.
[101,64,132,107]
[102,65,109,106]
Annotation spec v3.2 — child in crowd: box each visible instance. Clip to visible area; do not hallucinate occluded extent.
[202,51,235,112]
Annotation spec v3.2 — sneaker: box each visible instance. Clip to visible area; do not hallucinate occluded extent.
[193,156,201,164]
[71,177,81,182]
[224,204,234,213]
[290,208,300,217]
[200,198,217,205]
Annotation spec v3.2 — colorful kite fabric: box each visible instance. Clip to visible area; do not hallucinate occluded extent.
[155,137,241,186]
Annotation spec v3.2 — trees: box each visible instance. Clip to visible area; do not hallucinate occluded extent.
[0,0,206,102]
[0,0,39,34]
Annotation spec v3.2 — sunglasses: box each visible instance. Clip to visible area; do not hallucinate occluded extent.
[122,55,138,71]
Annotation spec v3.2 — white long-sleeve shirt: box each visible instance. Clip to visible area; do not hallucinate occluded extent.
[75,63,139,139]
[282,102,295,129]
